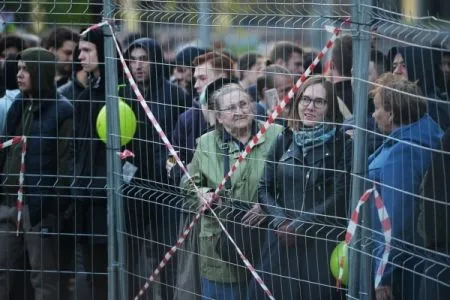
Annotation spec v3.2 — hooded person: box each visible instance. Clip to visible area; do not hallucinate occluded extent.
[118,37,190,299]
[57,44,88,101]
[387,46,450,130]
[0,47,74,300]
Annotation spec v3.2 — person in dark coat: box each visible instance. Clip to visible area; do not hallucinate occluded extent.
[119,37,190,299]
[0,47,74,300]
[387,46,450,130]
[57,44,88,101]
[170,51,236,168]
[72,27,116,299]
[248,76,351,300]
[417,128,450,300]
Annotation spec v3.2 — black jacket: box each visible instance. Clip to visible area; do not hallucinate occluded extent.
[259,128,353,234]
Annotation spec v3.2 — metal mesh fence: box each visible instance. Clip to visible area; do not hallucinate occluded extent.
[0,0,449,300]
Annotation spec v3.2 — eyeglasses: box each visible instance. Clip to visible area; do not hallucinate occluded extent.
[299,96,328,109]
[219,100,250,113]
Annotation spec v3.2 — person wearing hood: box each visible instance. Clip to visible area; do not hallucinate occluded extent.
[0,54,20,134]
[0,47,74,299]
[369,75,443,300]
[387,46,450,130]
[58,43,88,101]
[119,37,190,299]
[171,45,207,99]
[73,27,120,299]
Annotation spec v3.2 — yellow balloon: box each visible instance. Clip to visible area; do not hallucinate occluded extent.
[330,241,348,285]
[96,99,137,146]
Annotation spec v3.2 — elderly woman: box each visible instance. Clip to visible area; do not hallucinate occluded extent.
[181,83,283,299]
[369,74,443,300]
[248,76,351,300]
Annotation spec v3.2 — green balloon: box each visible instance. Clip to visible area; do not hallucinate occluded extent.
[330,241,348,285]
[96,99,137,146]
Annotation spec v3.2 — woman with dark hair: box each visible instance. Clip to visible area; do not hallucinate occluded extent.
[248,76,351,300]
[369,74,443,300]
[386,46,450,130]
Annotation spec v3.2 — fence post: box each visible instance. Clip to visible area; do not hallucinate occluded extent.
[349,0,372,299]
[198,0,211,48]
[102,1,128,299]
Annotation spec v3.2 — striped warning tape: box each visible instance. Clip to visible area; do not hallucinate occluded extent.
[0,136,27,235]
[81,18,347,300]
[338,185,392,288]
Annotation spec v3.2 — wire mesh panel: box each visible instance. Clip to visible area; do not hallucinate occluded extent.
[0,0,449,300]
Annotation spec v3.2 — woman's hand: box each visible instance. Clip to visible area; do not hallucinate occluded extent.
[375,286,394,300]
[276,220,296,247]
[242,203,266,226]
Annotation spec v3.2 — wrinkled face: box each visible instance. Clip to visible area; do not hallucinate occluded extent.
[173,66,193,90]
[193,62,224,94]
[287,52,304,76]
[298,83,328,127]
[78,40,99,73]
[392,53,408,79]
[217,90,253,134]
[372,92,393,133]
[54,40,77,76]
[17,60,31,94]
[129,47,151,84]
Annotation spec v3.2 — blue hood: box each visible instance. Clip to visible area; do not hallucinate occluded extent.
[124,38,169,89]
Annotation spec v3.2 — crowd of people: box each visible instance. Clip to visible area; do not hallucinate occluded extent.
[0,24,448,300]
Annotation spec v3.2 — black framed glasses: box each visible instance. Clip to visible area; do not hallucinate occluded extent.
[299,96,328,108]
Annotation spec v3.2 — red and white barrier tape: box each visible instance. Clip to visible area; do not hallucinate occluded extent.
[338,186,392,288]
[82,19,346,299]
[0,136,27,235]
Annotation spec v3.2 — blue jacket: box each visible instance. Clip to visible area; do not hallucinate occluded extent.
[368,114,443,287]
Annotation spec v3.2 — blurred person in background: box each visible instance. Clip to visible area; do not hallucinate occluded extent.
[170,51,236,168]
[119,37,190,300]
[238,52,266,89]
[329,35,353,118]
[437,50,450,98]
[181,83,283,300]
[0,34,27,61]
[255,64,293,123]
[248,76,350,300]
[369,50,386,85]
[368,75,443,300]
[42,27,80,87]
[171,46,207,99]
[0,54,19,134]
[0,47,74,300]
[418,127,450,300]
[387,46,450,130]
[269,41,304,76]
[58,44,88,101]
[302,51,323,75]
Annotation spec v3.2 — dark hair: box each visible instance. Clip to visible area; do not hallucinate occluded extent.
[331,35,353,77]
[238,52,263,79]
[193,51,235,79]
[370,49,386,77]
[303,51,323,75]
[3,54,18,90]
[373,73,427,126]
[256,64,291,100]
[0,34,27,56]
[289,76,343,130]
[269,41,304,65]
[42,27,79,50]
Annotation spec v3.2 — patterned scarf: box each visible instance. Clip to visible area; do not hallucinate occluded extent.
[294,124,336,153]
